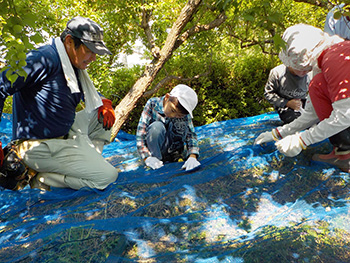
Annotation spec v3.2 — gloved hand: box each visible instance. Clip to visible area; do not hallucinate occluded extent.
[0,141,3,167]
[145,156,164,170]
[254,129,281,145]
[275,133,307,157]
[182,156,200,171]
[98,99,116,130]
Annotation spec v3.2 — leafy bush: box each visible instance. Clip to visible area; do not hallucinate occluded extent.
[194,49,277,125]
[104,48,278,134]
[1,46,278,135]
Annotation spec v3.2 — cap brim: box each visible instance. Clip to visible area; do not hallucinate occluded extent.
[82,40,112,55]
[177,98,193,118]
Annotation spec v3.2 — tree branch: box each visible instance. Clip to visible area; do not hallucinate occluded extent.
[292,0,331,8]
[140,6,160,58]
[174,12,227,49]
[143,64,212,97]
[110,0,204,140]
[226,23,277,54]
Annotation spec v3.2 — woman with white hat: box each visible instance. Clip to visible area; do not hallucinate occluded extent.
[255,24,350,173]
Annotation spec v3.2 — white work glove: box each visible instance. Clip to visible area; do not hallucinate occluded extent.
[275,133,307,157]
[254,129,281,145]
[182,157,201,171]
[145,156,164,170]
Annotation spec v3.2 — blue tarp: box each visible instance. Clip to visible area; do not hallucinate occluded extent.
[1,112,350,262]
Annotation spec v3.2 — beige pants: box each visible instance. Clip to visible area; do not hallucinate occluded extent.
[18,110,118,190]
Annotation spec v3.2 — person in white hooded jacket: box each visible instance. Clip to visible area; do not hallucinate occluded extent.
[254,24,350,173]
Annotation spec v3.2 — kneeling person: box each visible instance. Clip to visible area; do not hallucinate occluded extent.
[264,64,309,124]
[136,84,200,171]
[0,16,118,190]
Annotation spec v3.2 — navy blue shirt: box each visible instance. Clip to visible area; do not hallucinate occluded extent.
[0,39,83,140]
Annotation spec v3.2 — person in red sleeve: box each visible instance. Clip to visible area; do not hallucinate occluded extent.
[255,24,350,173]
[0,16,117,190]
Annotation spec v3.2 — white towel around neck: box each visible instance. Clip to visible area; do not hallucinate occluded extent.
[55,37,102,113]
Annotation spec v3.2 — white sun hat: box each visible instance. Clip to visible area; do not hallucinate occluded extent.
[170,84,198,118]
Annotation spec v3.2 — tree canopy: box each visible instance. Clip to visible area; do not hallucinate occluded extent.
[0,0,338,134]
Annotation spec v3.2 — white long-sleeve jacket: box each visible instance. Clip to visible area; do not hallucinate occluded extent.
[277,95,350,146]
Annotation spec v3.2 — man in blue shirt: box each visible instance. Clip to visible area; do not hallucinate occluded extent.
[0,16,118,190]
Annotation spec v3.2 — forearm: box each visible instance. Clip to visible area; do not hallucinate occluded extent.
[186,131,199,157]
[264,88,287,108]
[300,98,350,145]
[136,138,151,160]
[278,96,319,138]
[187,146,199,158]
[136,125,151,160]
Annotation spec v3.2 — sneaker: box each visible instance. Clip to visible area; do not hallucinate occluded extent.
[312,148,350,173]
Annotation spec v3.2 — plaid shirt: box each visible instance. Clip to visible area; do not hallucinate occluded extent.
[136,96,199,160]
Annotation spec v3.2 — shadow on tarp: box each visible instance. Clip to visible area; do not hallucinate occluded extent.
[1,112,350,262]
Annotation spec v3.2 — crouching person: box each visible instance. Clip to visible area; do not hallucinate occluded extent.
[0,16,118,190]
[136,84,201,171]
[255,24,350,173]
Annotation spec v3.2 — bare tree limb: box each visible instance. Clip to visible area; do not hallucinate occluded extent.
[224,0,333,54]
[111,0,204,141]
[226,25,276,54]
[140,6,160,58]
[143,75,175,97]
[240,39,277,54]
[143,66,212,97]
[174,12,227,49]
[239,39,273,48]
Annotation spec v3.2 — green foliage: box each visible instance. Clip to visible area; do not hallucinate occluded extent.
[107,45,277,134]
[0,0,334,133]
[333,4,350,21]
[240,223,350,263]
[202,49,276,122]
[223,0,328,56]
[0,0,43,83]
[92,64,147,133]
[2,96,12,114]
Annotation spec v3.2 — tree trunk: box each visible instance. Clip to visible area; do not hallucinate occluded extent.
[110,0,202,141]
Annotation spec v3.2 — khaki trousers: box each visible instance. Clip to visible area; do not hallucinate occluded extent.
[18,110,118,190]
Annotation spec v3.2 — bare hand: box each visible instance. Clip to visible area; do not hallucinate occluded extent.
[286,99,302,111]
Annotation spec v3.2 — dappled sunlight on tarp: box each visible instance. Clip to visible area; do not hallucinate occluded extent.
[1,112,350,262]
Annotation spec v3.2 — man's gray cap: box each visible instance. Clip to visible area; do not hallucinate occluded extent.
[66,16,112,55]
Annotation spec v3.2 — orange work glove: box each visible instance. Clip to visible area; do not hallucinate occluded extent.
[98,99,116,130]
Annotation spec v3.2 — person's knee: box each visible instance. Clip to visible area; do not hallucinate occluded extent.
[281,110,301,124]
[95,166,118,190]
[147,121,166,137]
[329,128,350,151]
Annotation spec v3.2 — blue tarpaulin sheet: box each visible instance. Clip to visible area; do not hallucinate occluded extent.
[0,112,350,262]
